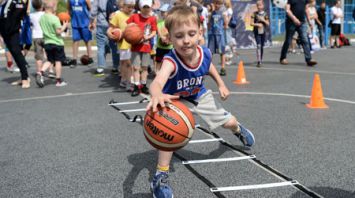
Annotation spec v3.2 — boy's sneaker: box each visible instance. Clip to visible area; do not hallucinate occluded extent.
[56,81,68,87]
[119,80,127,88]
[87,58,94,65]
[111,68,119,75]
[256,62,261,67]
[141,84,149,94]
[219,68,226,76]
[35,73,44,88]
[94,68,105,77]
[7,66,20,73]
[126,83,133,92]
[69,59,77,68]
[47,72,56,79]
[234,124,255,147]
[151,172,173,198]
[131,85,140,97]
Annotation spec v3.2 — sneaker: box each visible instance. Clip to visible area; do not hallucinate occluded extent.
[256,61,261,67]
[94,68,105,77]
[234,124,255,147]
[126,82,133,92]
[62,58,73,66]
[35,73,44,88]
[69,59,77,68]
[306,60,317,67]
[47,72,56,79]
[56,81,68,87]
[119,80,127,88]
[280,59,288,65]
[7,66,20,73]
[219,68,226,76]
[131,85,140,97]
[151,172,173,198]
[87,58,94,65]
[141,84,149,94]
[111,68,119,75]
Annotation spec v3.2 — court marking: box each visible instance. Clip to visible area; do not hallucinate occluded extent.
[1,90,355,106]
[189,138,224,144]
[181,155,256,165]
[210,180,299,192]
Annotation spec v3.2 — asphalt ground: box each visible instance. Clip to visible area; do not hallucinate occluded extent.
[1,45,355,198]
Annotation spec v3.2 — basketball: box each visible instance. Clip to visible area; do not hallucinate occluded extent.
[57,12,71,22]
[109,28,122,42]
[143,100,195,151]
[80,55,90,65]
[123,23,144,45]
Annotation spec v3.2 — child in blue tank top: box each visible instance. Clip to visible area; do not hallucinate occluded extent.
[68,0,93,66]
[146,6,255,198]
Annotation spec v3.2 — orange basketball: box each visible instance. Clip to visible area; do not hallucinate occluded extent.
[57,12,71,22]
[123,23,144,45]
[143,100,195,151]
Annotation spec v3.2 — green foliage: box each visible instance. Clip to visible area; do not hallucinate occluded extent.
[56,0,68,14]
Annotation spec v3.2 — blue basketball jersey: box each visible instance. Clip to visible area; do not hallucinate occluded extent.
[210,8,225,35]
[69,0,90,28]
[162,46,212,101]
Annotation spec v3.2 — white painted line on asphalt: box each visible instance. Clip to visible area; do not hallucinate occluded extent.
[1,90,355,106]
[189,138,224,144]
[109,100,148,106]
[129,118,142,122]
[210,180,299,192]
[242,66,355,76]
[182,155,256,165]
[119,108,146,113]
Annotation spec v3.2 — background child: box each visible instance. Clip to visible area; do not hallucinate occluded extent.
[154,3,172,72]
[146,6,255,198]
[67,0,93,67]
[208,0,228,76]
[37,0,69,87]
[126,0,157,97]
[108,0,135,91]
[250,0,269,67]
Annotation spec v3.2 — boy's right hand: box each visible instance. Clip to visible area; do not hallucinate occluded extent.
[146,94,180,113]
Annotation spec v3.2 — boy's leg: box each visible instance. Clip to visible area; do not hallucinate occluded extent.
[131,52,141,96]
[151,150,174,198]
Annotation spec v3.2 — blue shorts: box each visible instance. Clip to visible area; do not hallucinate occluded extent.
[208,34,226,54]
[72,27,92,42]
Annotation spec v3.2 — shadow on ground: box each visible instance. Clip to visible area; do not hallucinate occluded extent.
[290,186,355,198]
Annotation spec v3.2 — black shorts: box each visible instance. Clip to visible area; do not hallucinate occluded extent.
[155,48,171,63]
[331,24,341,36]
[44,44,66,63]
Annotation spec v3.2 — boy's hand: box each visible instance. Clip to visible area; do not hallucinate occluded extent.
[219,86,230,101]
[62,21,69,28]
[146,94,179,113]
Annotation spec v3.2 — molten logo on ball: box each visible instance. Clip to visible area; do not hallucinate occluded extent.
[145,120,175,142]
[158,110,179,125]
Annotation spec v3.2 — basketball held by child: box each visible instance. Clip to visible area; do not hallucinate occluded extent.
[80,55,90,65]
[143,100,195,151]
[108,28,122,42]
[123,23,144,45]
[57,12,71,22]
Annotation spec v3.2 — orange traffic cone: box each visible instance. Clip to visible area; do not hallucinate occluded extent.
[306,73,328,109]
[233,60,249,84]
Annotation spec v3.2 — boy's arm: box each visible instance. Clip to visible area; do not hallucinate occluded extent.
[208,63,230,100]
[147,59,179,112]
[56,21,69,35]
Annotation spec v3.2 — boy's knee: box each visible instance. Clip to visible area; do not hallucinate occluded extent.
[223,116,238,129]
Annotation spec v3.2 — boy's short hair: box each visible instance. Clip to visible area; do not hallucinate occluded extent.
[32,0,43,10]
[165,5,200,33]
[43,0,56,10]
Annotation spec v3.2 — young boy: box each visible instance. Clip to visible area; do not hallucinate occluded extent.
[36,0,69,87]
[155,3,173,72]
[126,0,157,97]
[67,0,93,67]
[208,0,228,76]
[250,0,269,67]
[146,6,255,197]
[108,0,135,91]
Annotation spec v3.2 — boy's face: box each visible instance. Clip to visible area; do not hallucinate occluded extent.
[168,21,202,58]
[321,2,326,9]
[141,6,152,15]
[122,4,135,14]
[257,2,264,11]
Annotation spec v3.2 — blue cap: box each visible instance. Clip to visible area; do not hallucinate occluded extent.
[159,4,170,12]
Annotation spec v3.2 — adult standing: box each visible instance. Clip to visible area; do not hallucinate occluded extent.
[280,0,317,66]
[90,0,120,76]
[330,0,343,48]
[317,1,326,48]
[0,0,31,88]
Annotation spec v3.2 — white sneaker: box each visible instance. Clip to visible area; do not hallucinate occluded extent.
[7,66,20,73]
[56,81,68,87]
